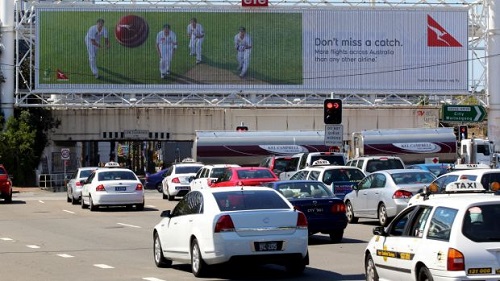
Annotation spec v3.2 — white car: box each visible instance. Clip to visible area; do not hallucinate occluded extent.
[66,167,99,204]
[189,164,240,191]
[161,162,204,200]
[365,179,500,281]
[80,168,144,211]
[153,186,309,277]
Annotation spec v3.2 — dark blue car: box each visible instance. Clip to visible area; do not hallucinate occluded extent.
[263,180,348,243]
[145,168,168,191]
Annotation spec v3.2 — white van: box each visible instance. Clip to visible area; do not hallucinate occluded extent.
[280,152,347,180]
[345,156,405,174]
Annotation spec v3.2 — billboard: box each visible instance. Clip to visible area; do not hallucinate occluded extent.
[35,6,468,93]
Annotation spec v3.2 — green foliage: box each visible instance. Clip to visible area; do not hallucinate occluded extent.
[0,109,60,186]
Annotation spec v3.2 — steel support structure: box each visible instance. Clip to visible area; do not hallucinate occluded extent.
[10,0,488,109]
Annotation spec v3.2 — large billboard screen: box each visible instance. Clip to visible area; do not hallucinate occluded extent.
[35,6,468,93]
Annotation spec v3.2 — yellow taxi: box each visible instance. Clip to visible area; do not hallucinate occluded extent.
[365,179,500,281]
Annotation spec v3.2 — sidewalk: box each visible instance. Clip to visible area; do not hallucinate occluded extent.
[13,186,54,193]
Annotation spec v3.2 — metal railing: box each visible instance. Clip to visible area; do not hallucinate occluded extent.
[38,174,67,192]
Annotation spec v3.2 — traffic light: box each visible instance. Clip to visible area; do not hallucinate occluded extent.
[459,125,468,140]
[324,99,342,124]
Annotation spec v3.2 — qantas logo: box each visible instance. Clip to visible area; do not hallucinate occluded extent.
[427,15,462,47]
[56,69,69,81]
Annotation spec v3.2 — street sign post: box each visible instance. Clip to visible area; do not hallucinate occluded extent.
[325,124,343,146]
[442,105,486,122]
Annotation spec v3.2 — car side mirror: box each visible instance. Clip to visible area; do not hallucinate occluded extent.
[373,226,387,236]
[351,184,359,190]
[160,210,171,218]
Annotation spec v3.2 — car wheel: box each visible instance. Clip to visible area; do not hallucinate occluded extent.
[81,196,88,209]
[136,202,144,211]
[418,266,434,281]
[346,201,358,223]
[153,232,172,268]
[285,251,307,275]
[4,191,12,203]
[378,203,388,226]
[167,192,175,201]
[89,196,97,211]
[156,183,162,193]
[71,196,79,205]
[66,192,71,203]
[329,230,343,243]
[365,253,379,281]
[191,238,208,277]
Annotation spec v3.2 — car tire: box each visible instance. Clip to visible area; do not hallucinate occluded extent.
[285,251,307,275]
[89,196,97,211]
[365,253,379,281]
[136,202,144,211]
[153,232,172,268]
[346,201,358,223]
[81,197,88,209]
[418,266,434,281]
[378,203,389,226]
[191,238,208,277]
[167,192,175,201]
[71,196,79,205]
[156,183,162,193]
[4,191,12,203]
[67,193,71,203]
[329,230,343,243]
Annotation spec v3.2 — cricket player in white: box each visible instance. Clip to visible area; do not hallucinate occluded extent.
[85,18,110,79]
[234,27,252,78]
[187,18,205,64]
[156,24,177,78]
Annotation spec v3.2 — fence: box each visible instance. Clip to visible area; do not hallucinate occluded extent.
[39,173,67,192]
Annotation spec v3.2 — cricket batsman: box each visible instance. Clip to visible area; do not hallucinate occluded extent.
[156,24,177,78]
[234,26,252,78]
[187,17,205,64]
[85,18,110,79]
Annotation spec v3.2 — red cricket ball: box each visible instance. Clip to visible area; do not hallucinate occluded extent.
[115,15,149,48]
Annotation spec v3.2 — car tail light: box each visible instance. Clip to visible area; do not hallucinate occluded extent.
[447,248,465,271]
[96,184,105,191]
[331,202,346,213]
[76,181,82,187]
[172,177,180,183]
[296,211,308,229]
[214,215,235,233]
[392,190,413,199]
[135,184,143,191]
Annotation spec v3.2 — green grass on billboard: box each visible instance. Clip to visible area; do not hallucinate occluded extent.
[38,10,303,85]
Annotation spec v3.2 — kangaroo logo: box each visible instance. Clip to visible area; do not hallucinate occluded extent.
[427,15,462,47]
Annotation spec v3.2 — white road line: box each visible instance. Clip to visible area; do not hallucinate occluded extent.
[63,210,75,214]
[143,278,165,281]
[94,264,114,269]
[1,237,14,241]
[117,223,141,228]
[57,254,74,258]
[38,200,45,204]
[26,245,40,249]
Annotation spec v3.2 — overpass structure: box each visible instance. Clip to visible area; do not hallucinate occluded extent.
[0,0,496,177]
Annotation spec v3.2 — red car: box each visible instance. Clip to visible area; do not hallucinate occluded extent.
[209,167,279,187]
[0,165,12,203]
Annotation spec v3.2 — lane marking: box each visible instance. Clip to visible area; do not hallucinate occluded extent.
[143,278,165,281]
[57,254,74,258]
[1,237,14,241]
[117,223,141,228]
[26,245,40,249]
[94,264,114,269]
[38,200,45,204]
[63,210,75,214]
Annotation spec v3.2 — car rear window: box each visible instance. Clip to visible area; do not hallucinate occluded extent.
[176,166,202,174]
[366,159,404,173]
[462,204,500,242]
[98,171,137,181]
[213,190,290,211]
[391,172,435,185]
[237,169,275,179]
[323,168,365,185]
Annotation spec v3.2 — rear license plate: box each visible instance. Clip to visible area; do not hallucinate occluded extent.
[115,186,126,191]
[307,207,324,213]
[254,241,281,252]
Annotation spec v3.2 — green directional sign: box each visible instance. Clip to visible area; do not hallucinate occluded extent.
[442,105,487,122]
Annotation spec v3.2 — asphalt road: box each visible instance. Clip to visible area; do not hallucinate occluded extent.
[0,189,379,281]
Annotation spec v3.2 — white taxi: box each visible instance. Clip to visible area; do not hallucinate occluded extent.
[365,180,500,281]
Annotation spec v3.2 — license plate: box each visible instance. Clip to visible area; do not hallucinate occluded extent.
[115,186,126,191]
[307,207,324,213]
[255,241,280,252]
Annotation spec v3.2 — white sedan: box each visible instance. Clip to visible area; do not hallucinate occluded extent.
[81,168,144,211]
[153,186,309,277]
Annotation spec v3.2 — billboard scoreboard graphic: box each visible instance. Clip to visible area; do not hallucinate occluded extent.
[35,6,468,94]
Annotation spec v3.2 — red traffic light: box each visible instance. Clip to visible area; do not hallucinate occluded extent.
[324,99,342,124]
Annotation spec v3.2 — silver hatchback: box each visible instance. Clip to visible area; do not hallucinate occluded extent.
[66,167,99,204]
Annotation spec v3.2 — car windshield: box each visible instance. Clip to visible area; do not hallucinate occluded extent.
[276,182,334,199]
[176,166,202,174]
[462,204,500,242]
[391,172,435,185]
[213,190,290,211]
[237,169,274,179]
[98,171,137,181]
[323,169,365,185]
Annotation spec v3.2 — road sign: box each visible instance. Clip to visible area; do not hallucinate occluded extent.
[61,148,70,160]
[325,124,343,146]
[442,105,486,122]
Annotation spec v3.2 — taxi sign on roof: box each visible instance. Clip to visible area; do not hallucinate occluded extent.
[312,159,330,166]
[445,180,485,193]
[104,161,121,168]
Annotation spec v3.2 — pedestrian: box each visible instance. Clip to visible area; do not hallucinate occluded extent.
[156,24,177,79]
[85,18,110,79]
[187,17,205,64]
[234,26,252,78]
